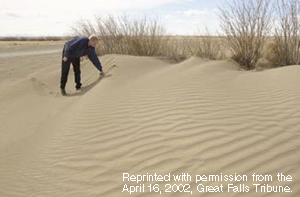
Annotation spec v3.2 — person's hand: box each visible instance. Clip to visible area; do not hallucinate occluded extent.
[62,57,68,62]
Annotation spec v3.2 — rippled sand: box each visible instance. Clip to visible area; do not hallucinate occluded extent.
[0,42,299,197]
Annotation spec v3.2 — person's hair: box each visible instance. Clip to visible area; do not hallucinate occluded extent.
[89,34,98,42]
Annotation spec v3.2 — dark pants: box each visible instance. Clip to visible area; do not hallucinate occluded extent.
[60,50,82,90]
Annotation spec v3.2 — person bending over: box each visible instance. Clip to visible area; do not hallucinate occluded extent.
[60,34,104,96]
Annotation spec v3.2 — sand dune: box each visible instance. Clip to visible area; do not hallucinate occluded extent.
[0,52,299,197]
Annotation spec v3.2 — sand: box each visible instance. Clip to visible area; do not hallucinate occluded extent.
[0,42,299,197]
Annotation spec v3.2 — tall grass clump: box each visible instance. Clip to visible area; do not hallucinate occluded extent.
[186,29,224,60]
[267,0,300,66]
[161,36,189,62]
[72,15,169,57]
[220,0,271,70]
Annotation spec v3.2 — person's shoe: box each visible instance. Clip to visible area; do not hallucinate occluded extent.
[76,87,81,91]
[61,88,67,96]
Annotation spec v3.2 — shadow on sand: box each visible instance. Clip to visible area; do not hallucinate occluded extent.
[63,64,116,97]
[67,74,113,97]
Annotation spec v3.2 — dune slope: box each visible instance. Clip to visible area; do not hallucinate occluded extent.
[0,55,299,197]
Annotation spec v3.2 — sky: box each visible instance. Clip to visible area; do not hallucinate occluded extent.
[0,0,223,36]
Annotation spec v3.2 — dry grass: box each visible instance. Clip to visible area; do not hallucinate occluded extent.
[220,0,272,70]
[266,0,300,66]
[72,16,168,57]
[185,30,225,60]
[72,16,228,62]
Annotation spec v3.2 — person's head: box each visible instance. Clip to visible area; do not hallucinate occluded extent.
[88,34,99,47]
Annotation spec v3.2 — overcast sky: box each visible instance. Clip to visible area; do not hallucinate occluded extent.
[0,0,222,36]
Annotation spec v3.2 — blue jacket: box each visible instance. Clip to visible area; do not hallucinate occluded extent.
[64,36,102,72]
